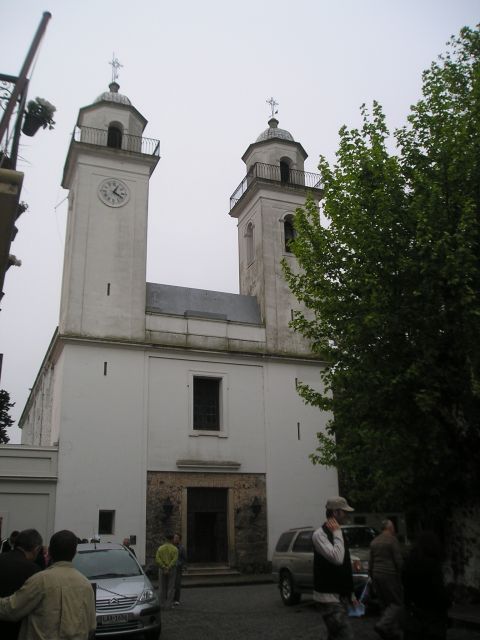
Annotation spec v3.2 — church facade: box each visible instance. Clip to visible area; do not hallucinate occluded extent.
[16,84,338,568]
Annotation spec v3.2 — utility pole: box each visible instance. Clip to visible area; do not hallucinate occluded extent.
[0,11,52,306]
[0,11,52,165]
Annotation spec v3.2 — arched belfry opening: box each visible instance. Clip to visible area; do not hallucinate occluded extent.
[245,221,254,264]
[107,123,123,149]
[284,214,296,252]
[280,158,291,184]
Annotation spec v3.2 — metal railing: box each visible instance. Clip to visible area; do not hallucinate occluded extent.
[230,162,322,209]
[72,126,160,157]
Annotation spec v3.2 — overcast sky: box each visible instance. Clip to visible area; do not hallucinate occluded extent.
[1,0,478,443]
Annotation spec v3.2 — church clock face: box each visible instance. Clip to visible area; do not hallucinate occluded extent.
[98,178,130,207]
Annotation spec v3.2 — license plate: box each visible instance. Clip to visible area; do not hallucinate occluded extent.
[99,613,129,625]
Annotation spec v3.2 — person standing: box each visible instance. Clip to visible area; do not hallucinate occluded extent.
[402,531,451,640]
[0,529,96,640]
[122,537,136,557]
[312,496,356,640]
[173,532,187,606]
[0,529,42,640]
[369,519,403,640]
[155,533,178,609]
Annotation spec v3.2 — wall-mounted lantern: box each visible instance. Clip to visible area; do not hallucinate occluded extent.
[162,497,174,522]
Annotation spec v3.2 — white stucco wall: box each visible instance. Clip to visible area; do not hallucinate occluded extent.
[60,152,151,341]
[263,360,338,555]
[146,349,336,557]
[52,342,148,561]
[0,446,58,543]
[147,352,266,472]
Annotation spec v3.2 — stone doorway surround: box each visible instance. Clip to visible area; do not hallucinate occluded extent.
[146,471,268,573]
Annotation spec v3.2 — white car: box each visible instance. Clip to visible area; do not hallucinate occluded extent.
[73,542,161,639]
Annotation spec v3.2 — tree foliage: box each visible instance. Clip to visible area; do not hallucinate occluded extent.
[283,27,480,524]
[0,389,14,444]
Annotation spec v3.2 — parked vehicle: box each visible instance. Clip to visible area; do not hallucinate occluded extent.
[73,542,161,639]
[271,525,377,606]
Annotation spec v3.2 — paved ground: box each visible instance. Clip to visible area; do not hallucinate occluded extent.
[152,583,480,640]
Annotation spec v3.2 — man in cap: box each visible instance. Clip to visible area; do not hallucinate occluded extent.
[312,496,356,639]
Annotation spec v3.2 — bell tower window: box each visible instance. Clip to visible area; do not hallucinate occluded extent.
[280,159,291,184]
[284,214,296,252]
[245,221,254,264]
[107,124,123,149]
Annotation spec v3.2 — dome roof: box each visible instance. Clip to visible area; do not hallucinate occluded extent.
[94,82,131,106]
[256,117,294,142]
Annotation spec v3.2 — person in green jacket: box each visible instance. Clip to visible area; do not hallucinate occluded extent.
[155,533,178,609]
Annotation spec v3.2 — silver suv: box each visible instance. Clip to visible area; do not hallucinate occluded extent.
[73,543,161,639]
[271,525,377,606]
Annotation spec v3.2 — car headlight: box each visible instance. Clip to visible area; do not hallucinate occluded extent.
[138,589,155,603]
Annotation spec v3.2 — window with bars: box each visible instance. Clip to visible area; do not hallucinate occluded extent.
[98,510,115,535]
[193,377,221,431]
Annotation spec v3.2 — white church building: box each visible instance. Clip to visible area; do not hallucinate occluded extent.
[1,83,338,569]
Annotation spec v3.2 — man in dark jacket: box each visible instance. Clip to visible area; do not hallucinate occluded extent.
[312,496,356,640]
[0,528,42,640]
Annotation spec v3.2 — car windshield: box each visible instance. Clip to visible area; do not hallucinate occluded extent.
[73,548,142,579]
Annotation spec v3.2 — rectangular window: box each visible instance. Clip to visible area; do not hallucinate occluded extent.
[98,510,115,535]
[193,377,221,430]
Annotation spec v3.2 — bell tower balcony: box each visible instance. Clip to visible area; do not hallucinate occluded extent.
[62,125,160,188]
[229,161,322,216]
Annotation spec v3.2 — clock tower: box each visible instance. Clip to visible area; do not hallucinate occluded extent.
[60,82,159,341]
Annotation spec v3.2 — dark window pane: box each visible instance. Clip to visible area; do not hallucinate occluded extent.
[275,531,296,552]
[284,216,296,252]
[98,510,115,535]
[107,126,122,149]
[280,161,290,183]
[343,526,377,548]
[292,530,314,552]
[194,377,220,430]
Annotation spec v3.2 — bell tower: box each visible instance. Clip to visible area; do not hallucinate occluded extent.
[60,82,160,341]
[229,112,322,355]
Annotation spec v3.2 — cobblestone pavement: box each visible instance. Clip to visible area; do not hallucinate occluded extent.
[151,583,480,640]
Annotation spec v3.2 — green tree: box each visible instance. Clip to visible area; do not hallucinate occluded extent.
[284,26,480,529]
[0,389,14,444]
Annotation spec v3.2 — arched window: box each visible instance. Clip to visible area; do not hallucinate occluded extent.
[284,214,296,252]
[245,221,254,264]
[107,124,122,149]
[280,159,291,184]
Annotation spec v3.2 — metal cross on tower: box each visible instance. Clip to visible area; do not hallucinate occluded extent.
[109,53,123,83]
[266,97,279,118]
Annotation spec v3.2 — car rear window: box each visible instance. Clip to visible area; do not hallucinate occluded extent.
[343,527,377,548]
[292,530,313,552]
[73,548,142,579]
[275,531,296,552]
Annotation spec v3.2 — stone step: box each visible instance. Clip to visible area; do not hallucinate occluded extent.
[184,564,240,578]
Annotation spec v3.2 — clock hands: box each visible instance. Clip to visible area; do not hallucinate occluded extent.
[98,178,129,207]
